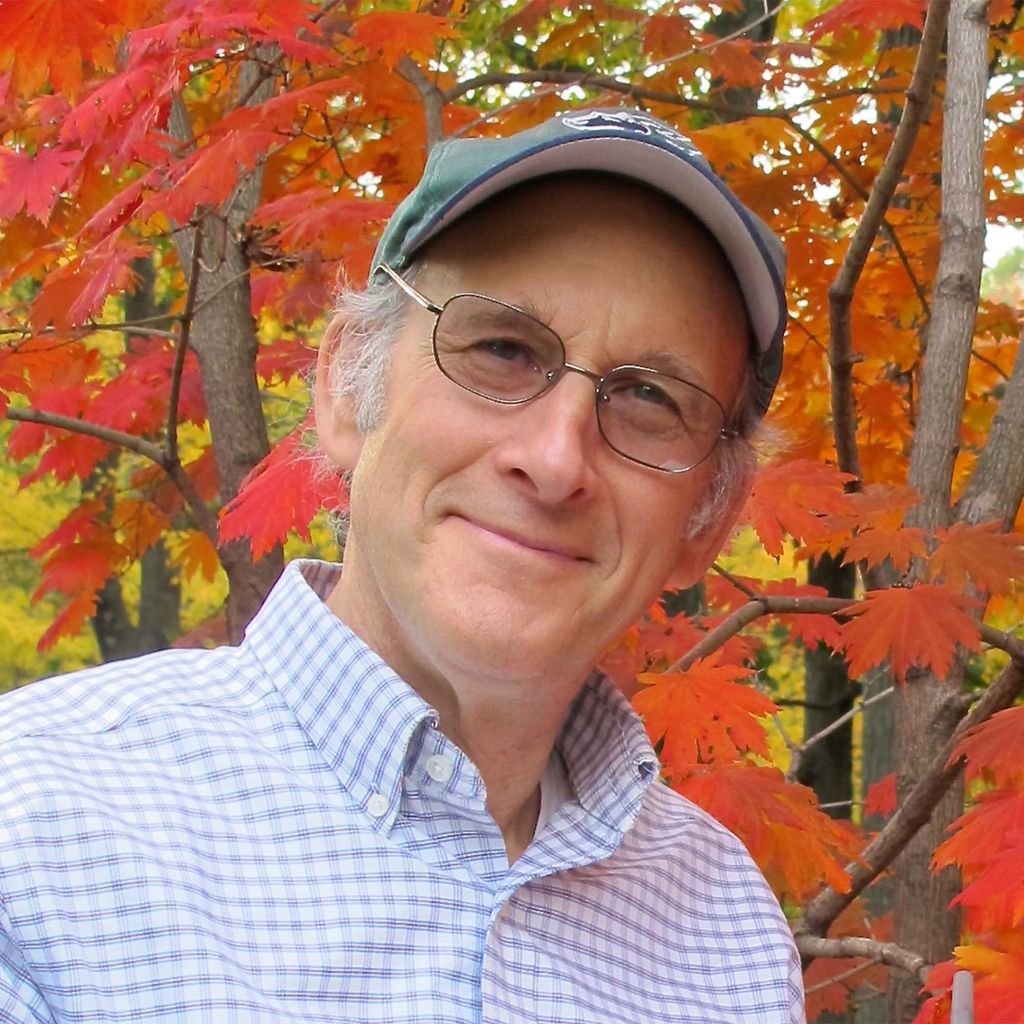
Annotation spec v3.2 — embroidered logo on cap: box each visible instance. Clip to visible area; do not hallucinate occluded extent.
[561,110,701,159]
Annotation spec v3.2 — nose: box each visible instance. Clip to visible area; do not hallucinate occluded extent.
[494,369,601,504]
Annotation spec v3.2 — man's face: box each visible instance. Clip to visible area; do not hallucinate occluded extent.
[317,177,750,697]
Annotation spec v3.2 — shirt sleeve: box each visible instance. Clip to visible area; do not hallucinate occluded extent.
[0,911,55,1024]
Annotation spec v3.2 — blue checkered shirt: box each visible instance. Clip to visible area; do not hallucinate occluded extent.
[0,560,804,1023]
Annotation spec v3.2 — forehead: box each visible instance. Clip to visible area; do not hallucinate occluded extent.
[414,176,751,385]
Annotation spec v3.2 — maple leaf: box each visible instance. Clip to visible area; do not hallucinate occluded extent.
[929,520,1024,595]
[219,426,348,560]
[633,655,776,772]
[806,0,927,41]
[948,706,1024,788]
[741,459,856,557]
[836,584,982,682]
[350,11,460,69]
[111,499,170,558]
[0,0,128,100]
[934,789,1024,876]
[842,524,928,573]
[598,604,707,697]
[0,147,80,223]
[676,764,856,900]
[168,529,221,584]
[864,772,897,818]
[37,591,98,653]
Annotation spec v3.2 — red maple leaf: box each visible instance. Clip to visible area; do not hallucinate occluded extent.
[948,706,1024,789]
[633,654,776,772]
[741,459,855,557]
[929,520,1024,595]
[837,584,982,682]
[864,772,897,818]
[0,147,81,222]
[806,0,927,42]
[219,425,349,560]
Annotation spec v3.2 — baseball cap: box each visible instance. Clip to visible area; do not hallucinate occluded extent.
[372,107,787,414]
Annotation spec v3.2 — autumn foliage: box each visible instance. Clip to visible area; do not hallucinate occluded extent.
[2,1,1024,1020]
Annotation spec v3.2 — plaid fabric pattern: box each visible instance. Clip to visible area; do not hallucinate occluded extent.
[0,560,804,1023]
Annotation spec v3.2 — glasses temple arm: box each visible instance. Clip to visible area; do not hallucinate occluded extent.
[376,262,444,315]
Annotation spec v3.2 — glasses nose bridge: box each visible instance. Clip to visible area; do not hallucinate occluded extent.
[559,360,604,392]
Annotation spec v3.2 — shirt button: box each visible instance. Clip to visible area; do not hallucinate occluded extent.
[425,754,453,783]
[366,793,389,818]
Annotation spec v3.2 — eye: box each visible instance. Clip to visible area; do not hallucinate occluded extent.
[474,338,540,367]
[608,376,682,415]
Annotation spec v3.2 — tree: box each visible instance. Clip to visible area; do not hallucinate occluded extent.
[2,1,1024,1019]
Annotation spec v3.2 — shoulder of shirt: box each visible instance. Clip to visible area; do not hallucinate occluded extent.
[629,780,775,884]
[0,642,265,746]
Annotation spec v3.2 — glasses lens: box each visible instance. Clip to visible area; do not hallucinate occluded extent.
[433,295,563,403]
[598,368,725,472]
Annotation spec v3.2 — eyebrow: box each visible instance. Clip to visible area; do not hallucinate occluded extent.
[471,290,711,386]
[630,349,710,387]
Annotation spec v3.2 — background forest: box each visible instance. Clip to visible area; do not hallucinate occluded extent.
[2,0,1024,1020]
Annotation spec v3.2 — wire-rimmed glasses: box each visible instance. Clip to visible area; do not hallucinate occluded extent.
[378,262,736,473]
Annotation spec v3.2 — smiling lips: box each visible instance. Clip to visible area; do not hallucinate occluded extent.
[451,514,591,563]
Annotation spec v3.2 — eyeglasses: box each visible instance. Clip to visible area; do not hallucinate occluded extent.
[378,263,737,474]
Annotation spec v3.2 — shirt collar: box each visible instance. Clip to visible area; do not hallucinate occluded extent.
[559,672,658,832]
[245,560,658,836]
[244,560,437,820]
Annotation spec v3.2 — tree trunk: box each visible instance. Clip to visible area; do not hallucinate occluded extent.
[169,56,284,641]
[891,3,990,1018]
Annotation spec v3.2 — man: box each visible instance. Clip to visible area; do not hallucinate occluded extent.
[0,109,803,1022]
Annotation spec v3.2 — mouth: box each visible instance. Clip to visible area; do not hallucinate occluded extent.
[450,515,591,563]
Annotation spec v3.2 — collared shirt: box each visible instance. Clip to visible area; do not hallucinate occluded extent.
[0,560,804,1023]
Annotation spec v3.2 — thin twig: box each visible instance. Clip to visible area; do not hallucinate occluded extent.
[787,686,894,782]
[4,407,165,463]
[794,934,930,983]
[828,0,950,488]
[166,224,203,467]
[802,956,884,997]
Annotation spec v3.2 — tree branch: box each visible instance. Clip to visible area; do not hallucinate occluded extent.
[166,223,202,468]
[4,407,165,463]
[787,686,894,782]
[957,328,1024,527]
[794,934,931,983]
[674,596,856,671]
[799,656,1024,938]
[828,0,949,487]
[398,56,446,151]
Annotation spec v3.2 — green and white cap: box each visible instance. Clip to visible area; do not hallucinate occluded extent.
[373,107,787,415]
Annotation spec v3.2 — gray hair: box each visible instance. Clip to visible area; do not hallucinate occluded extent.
[315,273,770,541]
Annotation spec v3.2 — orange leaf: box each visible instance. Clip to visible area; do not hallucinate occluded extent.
[806,0,926,41]
[948,706,1024,788]
[929,520,1024,595]
[37,591,98,652]
[0,0,124,100]
[350,11,460,69]
[741,459,856,557]
[837,584,981,682]
[633,655,776,772]
[169,529,221,584]
[842,524,928,573]
[934,789,1024,874]
[864,772,897,818]
[111,499,170,557]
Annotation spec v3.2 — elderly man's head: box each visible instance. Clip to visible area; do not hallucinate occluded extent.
[314,110,785,683]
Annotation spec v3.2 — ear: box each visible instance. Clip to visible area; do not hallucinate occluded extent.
[314,316,365,472]
[665,462,755,590]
